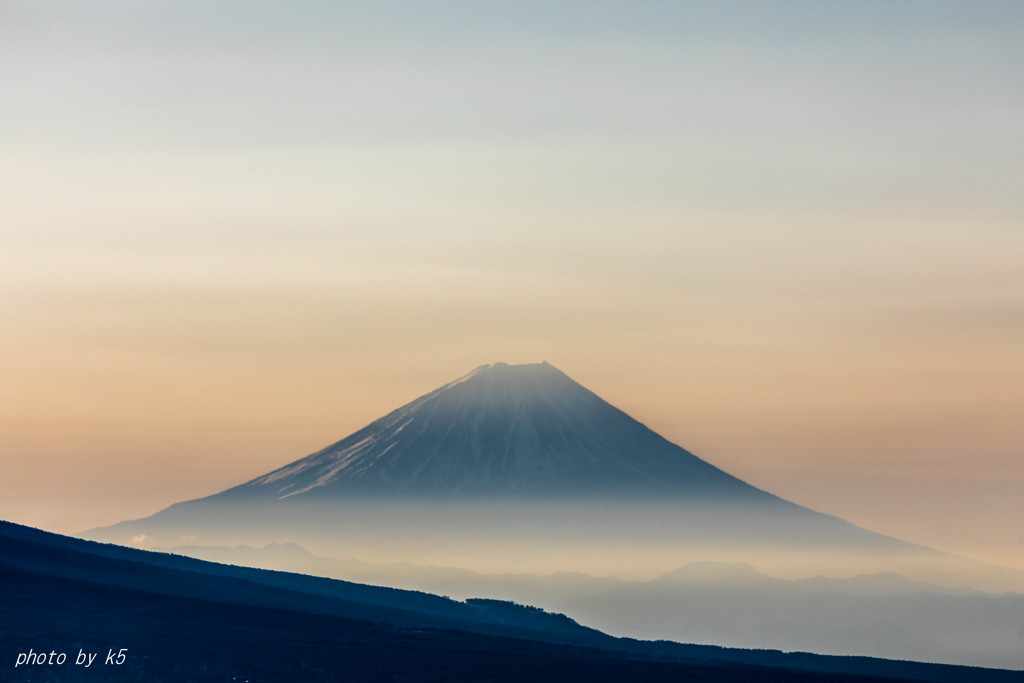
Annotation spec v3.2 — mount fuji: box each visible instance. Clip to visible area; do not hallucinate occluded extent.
[84,362,1020,589]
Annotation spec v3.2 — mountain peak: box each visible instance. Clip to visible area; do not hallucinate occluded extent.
[217,363,769,502]
[448,361,562,383]
[437,361,577,399]
[470,361,553,371]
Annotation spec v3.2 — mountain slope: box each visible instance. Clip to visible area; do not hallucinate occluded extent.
[5,521,1021,683]
[218,361,773,501]
[150,542,1024,670]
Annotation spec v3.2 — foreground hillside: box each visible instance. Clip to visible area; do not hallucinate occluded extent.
[3,521,1022,682]
[158,541,1024,669]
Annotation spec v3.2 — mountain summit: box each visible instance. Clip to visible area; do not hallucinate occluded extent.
[216,362,771,502]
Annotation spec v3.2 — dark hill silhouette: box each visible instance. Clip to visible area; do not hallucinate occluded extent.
[3,520,1021,683]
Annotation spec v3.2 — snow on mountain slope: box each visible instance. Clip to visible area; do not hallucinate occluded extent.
[217,362,772,501]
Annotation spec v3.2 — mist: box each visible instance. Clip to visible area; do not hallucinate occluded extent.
[111,498,1024,670]
[85,498,1024,593]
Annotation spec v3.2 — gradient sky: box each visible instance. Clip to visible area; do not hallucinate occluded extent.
[2,1,1023,571]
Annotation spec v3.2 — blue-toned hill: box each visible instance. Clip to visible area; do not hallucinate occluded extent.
[4,520,1021,683]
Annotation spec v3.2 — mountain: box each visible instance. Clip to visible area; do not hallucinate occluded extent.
[5,520,1021,683]
[216,361,776,501]
[82,362,1024,592]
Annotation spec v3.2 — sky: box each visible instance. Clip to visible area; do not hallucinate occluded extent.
[1,1,1023,571]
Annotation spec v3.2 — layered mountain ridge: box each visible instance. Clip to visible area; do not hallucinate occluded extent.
[13,520,1018,682]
